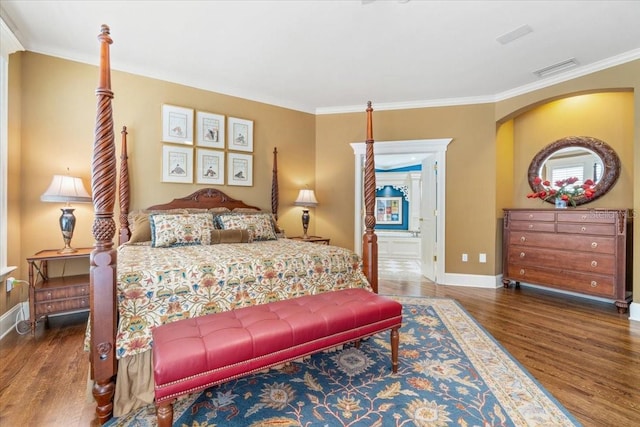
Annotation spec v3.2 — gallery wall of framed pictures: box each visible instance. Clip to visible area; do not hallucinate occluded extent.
[161,104,254,186]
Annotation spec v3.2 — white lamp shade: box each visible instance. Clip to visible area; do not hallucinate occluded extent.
[294,189,318,207]
[40,175,92,203]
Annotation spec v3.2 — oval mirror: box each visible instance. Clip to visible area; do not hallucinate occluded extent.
[527,136,620,206]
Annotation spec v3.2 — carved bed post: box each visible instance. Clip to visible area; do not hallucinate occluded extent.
[362,101,378,293]
[90,24,117,424]
[118,126,130,245]
[272,147,279,220]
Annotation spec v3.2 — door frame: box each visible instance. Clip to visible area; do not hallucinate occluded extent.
[351,139,452,283]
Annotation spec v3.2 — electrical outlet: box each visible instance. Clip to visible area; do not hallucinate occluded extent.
[479,253,487,263]
[462,253,468,262]
[6,277,16,292]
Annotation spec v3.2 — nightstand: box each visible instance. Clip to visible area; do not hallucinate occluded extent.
[289,236,330,245]
[27,248,92,336]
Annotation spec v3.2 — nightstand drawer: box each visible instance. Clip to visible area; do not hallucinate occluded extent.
[35,276,89,301]
[35,296,89,316]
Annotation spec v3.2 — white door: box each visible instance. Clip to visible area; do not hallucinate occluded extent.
[420,155,437,281]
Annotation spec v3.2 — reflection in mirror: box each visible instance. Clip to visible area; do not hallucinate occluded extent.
[539,147,603,184]
[528,136,620,206]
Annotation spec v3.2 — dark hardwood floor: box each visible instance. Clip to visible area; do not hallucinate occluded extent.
[1,274,639,426]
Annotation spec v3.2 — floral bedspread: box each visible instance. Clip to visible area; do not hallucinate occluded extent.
[116,239,372,359]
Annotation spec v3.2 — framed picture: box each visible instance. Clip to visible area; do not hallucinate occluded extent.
[376,196,403,224]
[227,152,253,186]
[196,111,225,149]
[196,148,224,185]
[162,145,193,183]
[228,117,253,152]
[162,104,194,145]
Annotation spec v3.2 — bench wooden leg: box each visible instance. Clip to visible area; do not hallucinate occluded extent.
[391,326,399,373]
[157,401,174,427]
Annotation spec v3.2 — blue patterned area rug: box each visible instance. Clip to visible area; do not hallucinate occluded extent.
[106,296,580,426]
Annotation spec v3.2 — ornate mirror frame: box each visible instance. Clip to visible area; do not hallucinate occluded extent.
[527,136,621,206]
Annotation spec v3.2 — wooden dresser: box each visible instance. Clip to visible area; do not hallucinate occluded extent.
[502,209,632,312]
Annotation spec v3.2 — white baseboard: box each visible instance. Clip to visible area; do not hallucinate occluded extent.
[0,301,29,340]
[440,273,502,288]
[629,302,640,322]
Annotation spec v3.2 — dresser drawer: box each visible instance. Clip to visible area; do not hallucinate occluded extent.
[506,265,615,298]
[508,247,616,274]
[509,232,615,254]
[34,296,90,316]
[509,221,556,232]
[509,211,556,222]
[557,210,617,224]
[557,223,616,236]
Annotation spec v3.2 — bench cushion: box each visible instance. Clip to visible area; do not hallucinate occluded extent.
[153,288,402,402]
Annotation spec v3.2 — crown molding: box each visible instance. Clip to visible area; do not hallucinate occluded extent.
[0,17,24,60]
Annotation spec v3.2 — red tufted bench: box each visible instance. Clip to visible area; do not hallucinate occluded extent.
[152,288,402,427]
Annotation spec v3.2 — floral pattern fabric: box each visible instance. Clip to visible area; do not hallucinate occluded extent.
[215,212,278,241]
[115,239,371,359]
[149,213,215,247]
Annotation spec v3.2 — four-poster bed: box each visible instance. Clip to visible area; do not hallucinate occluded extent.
[88,25,379,423]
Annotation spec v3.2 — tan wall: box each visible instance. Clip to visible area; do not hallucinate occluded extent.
[6,52,315,303]
[4,53,639,318]
[316,103,498,275]
[510,92,633,208]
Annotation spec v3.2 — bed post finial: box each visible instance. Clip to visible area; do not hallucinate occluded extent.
[91,24,117,425]
[362,101,378,293]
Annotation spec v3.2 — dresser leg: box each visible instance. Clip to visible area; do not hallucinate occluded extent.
[502,279,520,289]
[614,301,629,314]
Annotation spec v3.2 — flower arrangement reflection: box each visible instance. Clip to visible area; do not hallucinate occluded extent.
[527,176,596,207]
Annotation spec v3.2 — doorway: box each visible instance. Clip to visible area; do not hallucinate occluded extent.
[351,139,452,283]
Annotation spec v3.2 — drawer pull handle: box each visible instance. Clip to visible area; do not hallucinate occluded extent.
[519,269,525,275]
[519,252,525,258]
[520,236,526,242]
[591,281,598,288]
[581,226,587,232]
[591,242,598,248]
[582,215,588,220]
[528,224,533,229]
[591,261,598,268]
[46,292,52,298]
[528,214,533,219]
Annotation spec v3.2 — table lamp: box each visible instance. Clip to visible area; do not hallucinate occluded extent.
[293,189,318,239]
[40,174,92,253]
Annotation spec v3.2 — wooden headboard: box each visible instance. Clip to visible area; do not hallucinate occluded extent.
[145,188,261,211]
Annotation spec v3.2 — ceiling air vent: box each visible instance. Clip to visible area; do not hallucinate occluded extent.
[533,58,579,78]
[496,25,533,45]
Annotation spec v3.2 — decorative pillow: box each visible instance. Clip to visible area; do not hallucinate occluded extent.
[229,209,283,235]
[215,212,278,241]
[149,213,215,247]
[210,229,251,244]
[127,209,187,243]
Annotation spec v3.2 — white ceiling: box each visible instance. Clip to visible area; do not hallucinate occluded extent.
[2,1,639,114]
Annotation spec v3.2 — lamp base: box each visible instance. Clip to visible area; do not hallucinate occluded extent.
[58,208,78,254]
[301,209,310,239]
[58,246,78,254]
